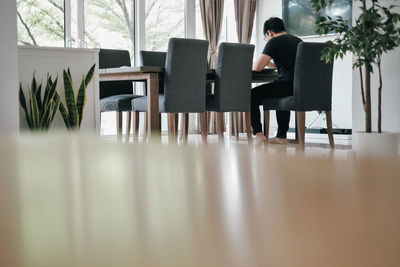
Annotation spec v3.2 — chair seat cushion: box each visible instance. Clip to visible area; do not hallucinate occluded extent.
[262,96,295,111]
[100,94,142,112]
[132,95,165,113]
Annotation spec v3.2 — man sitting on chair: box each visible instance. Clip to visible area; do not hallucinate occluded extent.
[251,17,302,145]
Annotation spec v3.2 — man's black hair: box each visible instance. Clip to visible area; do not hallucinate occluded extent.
[263,17,286,35]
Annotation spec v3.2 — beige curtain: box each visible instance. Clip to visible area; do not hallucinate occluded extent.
[199,0,224,68]
[234,0,257,44]
[233,0,257,134]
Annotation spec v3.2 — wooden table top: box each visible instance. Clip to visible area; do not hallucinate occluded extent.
[99,66,278,83]
[1,135,399,267]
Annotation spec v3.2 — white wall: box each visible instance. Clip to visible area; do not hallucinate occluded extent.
[352,1,400,133]
[255,0,352,131]
[0,0,19,135]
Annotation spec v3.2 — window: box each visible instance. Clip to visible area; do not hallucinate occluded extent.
[196,0,255,44]
[282,0,352,37]
[145,0,185,51]
[85,0,135,57]
[17,0,65,47]
[197,0,236,41]
[219,0,237,43]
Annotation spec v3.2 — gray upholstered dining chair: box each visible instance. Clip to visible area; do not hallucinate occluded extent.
[99,49,142,141]
[262,42,334,149]
[140,51,167,94]
[140,51,167,76]
[125,50,167,141]
[132,38,209,144]
[206,42,255,144]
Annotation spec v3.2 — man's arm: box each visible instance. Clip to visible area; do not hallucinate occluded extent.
[252,54,275,71]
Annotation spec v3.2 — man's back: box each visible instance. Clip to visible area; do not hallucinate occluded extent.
[262,34,302,83]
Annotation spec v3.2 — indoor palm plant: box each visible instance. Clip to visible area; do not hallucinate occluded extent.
[311,0,400,133]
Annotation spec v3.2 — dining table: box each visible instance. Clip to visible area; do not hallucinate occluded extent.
[99,66,278,141]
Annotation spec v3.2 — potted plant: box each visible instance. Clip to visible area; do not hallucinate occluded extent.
[19,74,60,131]
[311,0,400,156]
[58,64,95,130]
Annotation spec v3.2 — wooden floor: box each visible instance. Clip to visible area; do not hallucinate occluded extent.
[104,130,353,159]
[1,133,399,267]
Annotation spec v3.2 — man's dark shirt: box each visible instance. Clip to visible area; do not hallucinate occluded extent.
[262,34,303,83]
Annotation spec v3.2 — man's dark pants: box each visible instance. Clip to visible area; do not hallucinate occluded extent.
[250,80,293,139]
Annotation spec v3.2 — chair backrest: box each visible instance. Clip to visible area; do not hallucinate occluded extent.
[140,50,167,94]
[163,38,209,113]
[293,42,334,111]
[140,50,167,67]
[99,49,132,99]
[214,42,254,112]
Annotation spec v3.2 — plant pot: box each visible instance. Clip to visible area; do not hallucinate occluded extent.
[353,132,400,158]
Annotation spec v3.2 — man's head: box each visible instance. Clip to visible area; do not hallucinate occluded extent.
[263,17,286,41]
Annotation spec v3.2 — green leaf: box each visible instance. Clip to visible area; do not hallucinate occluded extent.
[40,100,52,128]
[76,77,86,127]
[58,97,71,130]
[76,64,95,126]
[31,73,37,97]
[36,82,42,115]
[19,83,32,129]
[29,89,40,129]
[63,69,78,128]
[45,76,58,110]
[42,74,51,108]
[84,64,96,87]
[48,95,61,128]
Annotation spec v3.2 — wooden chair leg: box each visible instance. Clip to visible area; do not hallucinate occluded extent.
[144,112,147,141]
[263,110,270,139]
[208,111,215,134]
[326,110,334,149]
[178,113,183,142]
[116,111,123,141]
[233,112,239,140]
[245,112,252,145]
[217,112,224,143]
[167,113,177,144]
[229,112,234,136]
[125,111,131,143]
[223,112,226,132]
[242,112,247,132]
[133,111,139,142]
[175,113,179,137]
[296,111,306,149]
[182,113,189,144]
[238,111,243,133]
[200,112,208,144]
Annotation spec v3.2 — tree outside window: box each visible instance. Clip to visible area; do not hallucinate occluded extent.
[17,0,65,47]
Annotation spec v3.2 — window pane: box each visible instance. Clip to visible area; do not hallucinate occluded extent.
[195,0,204,40]
[85,0,135,58]
[17,0,65,47]
[145,0,184,51]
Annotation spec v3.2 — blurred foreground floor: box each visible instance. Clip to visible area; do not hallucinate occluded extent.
[0,134,399,267]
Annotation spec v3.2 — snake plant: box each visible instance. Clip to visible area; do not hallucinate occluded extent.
[19,74,60,131]
[59,64,96,130]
